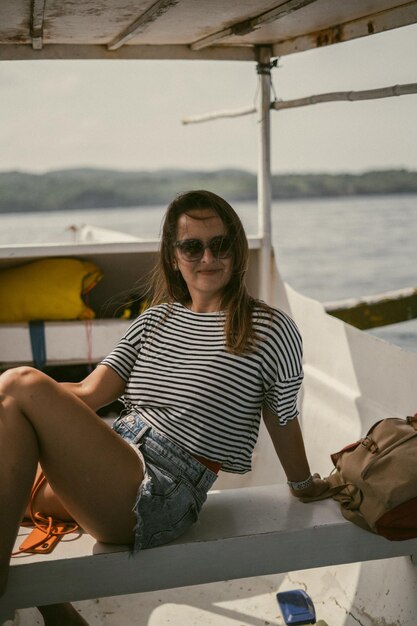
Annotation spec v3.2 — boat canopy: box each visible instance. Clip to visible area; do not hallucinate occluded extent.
[1,0,417,62]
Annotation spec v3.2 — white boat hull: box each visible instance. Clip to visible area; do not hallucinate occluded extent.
[1,233,417,625]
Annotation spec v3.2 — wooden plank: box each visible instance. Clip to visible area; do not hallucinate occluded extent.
[0,319,131,368]
[190,0,320,51]
[324,286,417,330]
[272,0,417,57]
[107,0,180,51]
[0,43,256,62]
[30,0,45,50]
[2,484,417,620]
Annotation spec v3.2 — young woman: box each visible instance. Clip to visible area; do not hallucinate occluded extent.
[0,190,327,623]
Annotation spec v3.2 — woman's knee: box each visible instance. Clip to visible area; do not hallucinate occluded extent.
[0,366,48,397]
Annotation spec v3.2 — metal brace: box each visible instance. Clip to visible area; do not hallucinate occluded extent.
[256,57,279,75]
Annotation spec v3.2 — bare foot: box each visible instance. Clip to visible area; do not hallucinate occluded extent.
[38,602,89,625]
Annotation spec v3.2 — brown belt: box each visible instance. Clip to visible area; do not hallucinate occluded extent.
[191,453,222,474]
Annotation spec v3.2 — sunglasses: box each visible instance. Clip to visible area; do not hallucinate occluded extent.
[174,235,233,262]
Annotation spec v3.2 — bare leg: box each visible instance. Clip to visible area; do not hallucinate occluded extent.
[25,465,74,521]
[30,472,88,624]
[22,470,89,624]
[0,390,38,594]
[0,366,144,596]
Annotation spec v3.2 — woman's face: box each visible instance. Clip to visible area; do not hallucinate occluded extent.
[174,208,233,312]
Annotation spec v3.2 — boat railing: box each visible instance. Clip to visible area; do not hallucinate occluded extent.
[324,286,417,330]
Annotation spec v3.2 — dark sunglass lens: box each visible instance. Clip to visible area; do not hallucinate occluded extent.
[210,236,231,258]
[179,239,204,260]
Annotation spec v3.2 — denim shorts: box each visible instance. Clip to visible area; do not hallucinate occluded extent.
[112,411,218,551]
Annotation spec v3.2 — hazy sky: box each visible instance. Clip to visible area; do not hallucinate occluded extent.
[1,23,416,175]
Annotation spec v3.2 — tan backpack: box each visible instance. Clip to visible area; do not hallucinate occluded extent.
[307,415,417,540]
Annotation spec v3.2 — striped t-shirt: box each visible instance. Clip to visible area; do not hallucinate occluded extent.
[102,301,303,474]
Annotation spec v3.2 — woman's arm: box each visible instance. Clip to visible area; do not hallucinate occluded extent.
[60,364,126,411]
[262,404,328,498]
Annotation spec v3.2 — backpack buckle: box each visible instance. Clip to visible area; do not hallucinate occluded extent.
[406,415,417,430]
[361,436,379,453]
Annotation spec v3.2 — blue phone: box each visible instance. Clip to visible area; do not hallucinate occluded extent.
[276,589,316,625]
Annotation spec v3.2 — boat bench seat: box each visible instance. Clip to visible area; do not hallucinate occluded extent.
[2,484,417,622]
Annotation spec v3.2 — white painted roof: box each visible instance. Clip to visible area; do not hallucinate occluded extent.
[1,0,417,61]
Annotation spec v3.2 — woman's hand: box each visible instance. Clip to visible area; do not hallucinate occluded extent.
[289,473,330,499]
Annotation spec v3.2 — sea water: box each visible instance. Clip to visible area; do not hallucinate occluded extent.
[0,193,416,352]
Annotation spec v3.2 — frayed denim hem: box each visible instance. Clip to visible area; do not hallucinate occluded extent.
[131,470,153,552]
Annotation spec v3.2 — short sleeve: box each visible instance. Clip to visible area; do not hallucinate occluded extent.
[101,315,145,381]
[101,337,138,381]
[261,308,304,425]
[263,371,304,424]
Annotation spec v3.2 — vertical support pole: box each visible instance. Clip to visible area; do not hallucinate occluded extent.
[256,46,272,303]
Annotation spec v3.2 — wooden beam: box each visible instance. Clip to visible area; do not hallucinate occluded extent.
[31,0,46,50]
[182,105,256,125]
[324,287,417,330]
[271,83,417,111]
[183,80,417,127]
[107,0,180,51]
[0,44,256,62]
[272,0,417,57]
[182,82,417,125]
[190,0,320,51]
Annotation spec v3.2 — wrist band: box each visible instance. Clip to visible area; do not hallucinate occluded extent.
[287,474,313,491]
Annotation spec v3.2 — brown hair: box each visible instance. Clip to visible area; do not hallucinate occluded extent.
[149,190,265,353]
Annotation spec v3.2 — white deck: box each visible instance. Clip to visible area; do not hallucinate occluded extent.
[2,484,416,623]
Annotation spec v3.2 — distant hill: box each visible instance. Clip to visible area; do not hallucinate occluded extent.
[0,168,416,213]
